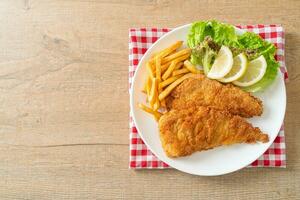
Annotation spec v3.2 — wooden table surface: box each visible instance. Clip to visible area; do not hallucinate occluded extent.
[0,0,299,199]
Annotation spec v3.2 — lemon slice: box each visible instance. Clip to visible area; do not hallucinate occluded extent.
[207,45,233,79]
[233,55,267,87]
[218,53,248,83]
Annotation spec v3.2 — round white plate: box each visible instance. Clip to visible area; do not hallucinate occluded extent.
[130,24,286,176]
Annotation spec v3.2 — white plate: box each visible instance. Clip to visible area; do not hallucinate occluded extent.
[130,24,286,176]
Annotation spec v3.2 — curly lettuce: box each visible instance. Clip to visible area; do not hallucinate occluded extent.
[237,32,279,92]
[191,36,218,74]
[187,20,279,92]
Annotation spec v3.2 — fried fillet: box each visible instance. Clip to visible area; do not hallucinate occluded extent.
[166,75,263,117]
[159,107,269,158]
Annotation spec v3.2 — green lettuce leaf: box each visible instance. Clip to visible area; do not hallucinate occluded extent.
[188,20,240,49]
[238,32,279,92]
[187,20,279,92]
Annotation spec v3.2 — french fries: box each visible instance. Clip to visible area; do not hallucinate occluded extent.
[172,68,189,76]
[142,78,147,93]
[149,77,158,107]
[175,62,183,70]
[159,73,196,101]
[184,60,203,74]
[138,103,162,121]
[155,56,162,110]
[161,62,171,73]
[155,56,162,82]
[162,60,177,80]
[162,48,191,64]
[146,62,155,78]
[139,41,195,121]
[175,53,191,62]
[159,75,181,89]
[161,59,183,73]
[150,41,183,63]
[146,77,152,101]
[161,53,191,79]
[160,55,185,73]
[153,98,160,111]
[159,41,183,58]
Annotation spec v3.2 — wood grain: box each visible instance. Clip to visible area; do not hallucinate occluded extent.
[0,0,299,199]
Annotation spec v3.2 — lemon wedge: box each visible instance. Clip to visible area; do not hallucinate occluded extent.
[233,55,267,87]
[218,53,248,83]
[207,46,233,79]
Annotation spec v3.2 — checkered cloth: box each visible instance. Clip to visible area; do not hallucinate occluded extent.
[129,25,288,169]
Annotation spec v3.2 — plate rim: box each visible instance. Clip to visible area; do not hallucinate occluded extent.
[129,23,286,176]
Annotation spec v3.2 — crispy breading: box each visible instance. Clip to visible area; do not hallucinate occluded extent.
[166,74,263,118]
[159,107,269,158]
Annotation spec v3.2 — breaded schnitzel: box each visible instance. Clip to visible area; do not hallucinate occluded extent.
[159,107,269,158]
[166,74,263,118]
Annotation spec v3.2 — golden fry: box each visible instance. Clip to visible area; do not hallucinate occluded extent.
[138,103,162,120]
[146,62,155,78]
[159,75,181,89]
[142,77,148,93]
[142,43,194,114]
[162,61,177,80]
[162,48,191,64]
[175,54,190,63]
[159,73,196,101]
[161,62,171,73]
[154,57,163,111]
[161,53,191,77]
[172,68,189,76]
[146,77,152,101]
[149,78,158,107]
[150,41,183,63]
[159,57,183,74]
[155,56,162,82]
[184,60,203,74]
[169,49,177,56]
[158,41,183,58]
[153,98,160,111]
[175,53,191,63]
[175,62,183,70]
[152,49,176,59]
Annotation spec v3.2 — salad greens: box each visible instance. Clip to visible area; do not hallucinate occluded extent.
[191,36,218,74]
[187,20,279,92]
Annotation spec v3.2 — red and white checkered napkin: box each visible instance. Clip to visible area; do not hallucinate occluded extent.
[129,25,288,169]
